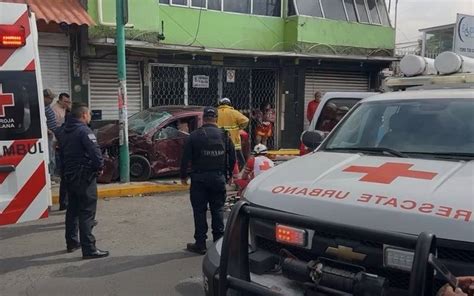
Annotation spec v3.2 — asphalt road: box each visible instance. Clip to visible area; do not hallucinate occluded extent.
[0,192,207,296]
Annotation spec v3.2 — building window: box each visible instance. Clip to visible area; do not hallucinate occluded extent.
[377,0,391,26]
[366,0,381,24]
[295,0,323,18]
[171,0,188,5]
[320,0,347,21]
[253,0,281,17]
[159,0,170,3]
[191,0,206,8]
[354,0,369,23]
[288,0,297,16]
[208,0,221,10]
[343,0,358,22]
[224,0,251,13]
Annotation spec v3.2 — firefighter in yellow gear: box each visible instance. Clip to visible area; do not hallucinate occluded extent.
[217,98,249,169]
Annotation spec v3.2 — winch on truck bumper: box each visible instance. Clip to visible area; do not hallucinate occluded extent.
[202,201,467,296]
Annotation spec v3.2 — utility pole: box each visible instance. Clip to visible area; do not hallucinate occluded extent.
[116,0,130,183]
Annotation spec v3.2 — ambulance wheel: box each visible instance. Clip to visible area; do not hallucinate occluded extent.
[130,155,152,181]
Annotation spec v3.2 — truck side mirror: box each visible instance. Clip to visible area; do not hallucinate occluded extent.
[301,130,325,150]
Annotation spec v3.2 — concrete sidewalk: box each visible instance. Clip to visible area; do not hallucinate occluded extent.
[51,179,188,205]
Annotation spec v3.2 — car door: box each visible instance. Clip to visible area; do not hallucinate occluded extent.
[151,115,197,175]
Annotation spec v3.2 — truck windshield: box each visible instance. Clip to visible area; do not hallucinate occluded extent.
[323,99,474,159]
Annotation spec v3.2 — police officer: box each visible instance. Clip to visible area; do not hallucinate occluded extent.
[57,103,109,259]
[180,107,236,255]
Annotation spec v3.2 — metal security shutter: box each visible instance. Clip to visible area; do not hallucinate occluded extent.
[304,69,369,128]
[89,60,142,120]
[38,46,71,95]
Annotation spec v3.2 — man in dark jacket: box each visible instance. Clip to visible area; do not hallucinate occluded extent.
[57,103,108,259]
[180,107,236,254]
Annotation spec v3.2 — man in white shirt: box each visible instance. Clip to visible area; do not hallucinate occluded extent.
[52,93,72,127]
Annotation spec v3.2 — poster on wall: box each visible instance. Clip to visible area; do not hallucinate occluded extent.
[192,75,209,88]
[454,14,474,58]
[226,70,235,83]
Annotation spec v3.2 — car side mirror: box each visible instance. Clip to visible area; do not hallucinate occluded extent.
[301,130,325,150]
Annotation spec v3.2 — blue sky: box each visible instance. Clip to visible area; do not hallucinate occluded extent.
[388,0,474,43]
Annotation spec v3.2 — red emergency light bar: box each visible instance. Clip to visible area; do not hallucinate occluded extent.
[0,25,26,48]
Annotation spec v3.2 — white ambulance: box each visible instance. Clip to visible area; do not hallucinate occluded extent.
[203,55,474,295]
[0,2,51,226]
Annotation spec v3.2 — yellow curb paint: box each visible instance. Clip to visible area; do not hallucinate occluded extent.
[51,184,189,205]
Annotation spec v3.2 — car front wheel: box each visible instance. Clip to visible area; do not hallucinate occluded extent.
[130,155,152,181]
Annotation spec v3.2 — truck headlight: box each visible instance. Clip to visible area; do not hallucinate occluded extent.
[383,245,414,272]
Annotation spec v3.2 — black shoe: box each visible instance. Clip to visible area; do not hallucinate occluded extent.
[67,244,81,253]
[82,249,109,259]
[186,243,206,255]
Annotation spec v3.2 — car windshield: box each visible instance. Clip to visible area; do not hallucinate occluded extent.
[323,98,474,160]
[128,110,172,135]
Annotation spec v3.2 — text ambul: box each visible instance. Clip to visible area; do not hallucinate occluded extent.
[2,141,43,156]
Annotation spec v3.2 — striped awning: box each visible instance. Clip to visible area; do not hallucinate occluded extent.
[0,0,95,26]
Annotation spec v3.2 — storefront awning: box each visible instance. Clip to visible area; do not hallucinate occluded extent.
[1,0,95,26]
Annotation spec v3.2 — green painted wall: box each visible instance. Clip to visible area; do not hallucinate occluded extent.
[88,0,395,54]
[89,0,285,51]
[297,16,395,50]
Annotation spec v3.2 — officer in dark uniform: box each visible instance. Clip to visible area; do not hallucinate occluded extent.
[57,103,109,259]
[180,107,236,255]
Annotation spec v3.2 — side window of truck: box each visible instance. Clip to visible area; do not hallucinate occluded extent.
[315,98,360,132]
[0,72,42,141]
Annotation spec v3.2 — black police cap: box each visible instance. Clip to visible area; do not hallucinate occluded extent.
[203,107,218,118]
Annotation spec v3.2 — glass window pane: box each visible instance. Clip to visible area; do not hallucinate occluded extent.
[191,0,205,7]
[296,0,323,17]
[343,0,358,21]
[321,0,347,21]
[377,0,390,26]
[253,0,281,17]
[208,0,221,10]
[367,0,381,23]
[288,0,297,16]
[354,0,369,22]
[159,0,170,4]
[171,0,188,5]
[224,0,250,13]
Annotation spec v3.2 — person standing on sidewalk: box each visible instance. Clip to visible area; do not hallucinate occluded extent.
[180,107,236,255]
[53,93,72,210]
[307,91,322,123]
[57,103,109,259]
[217,98,249,169]
[52,93,72,127]
[43,89,58,179]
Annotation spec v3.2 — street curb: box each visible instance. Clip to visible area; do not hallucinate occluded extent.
[51,183,189,205]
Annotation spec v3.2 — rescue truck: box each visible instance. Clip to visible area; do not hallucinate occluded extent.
[0,2,51,226]
[203,52,474,296]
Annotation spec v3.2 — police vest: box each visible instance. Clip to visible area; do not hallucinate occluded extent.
[194,127,227,171]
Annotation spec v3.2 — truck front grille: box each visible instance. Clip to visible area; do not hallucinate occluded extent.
[255,236,447,292]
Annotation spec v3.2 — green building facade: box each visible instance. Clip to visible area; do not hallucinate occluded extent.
[85,0,395,148]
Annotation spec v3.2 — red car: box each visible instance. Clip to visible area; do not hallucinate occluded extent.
[97,106,249,183]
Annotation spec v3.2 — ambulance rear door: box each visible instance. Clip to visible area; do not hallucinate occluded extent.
[0,3,51,226]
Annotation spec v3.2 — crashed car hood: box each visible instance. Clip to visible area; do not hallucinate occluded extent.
[246,152,474,243]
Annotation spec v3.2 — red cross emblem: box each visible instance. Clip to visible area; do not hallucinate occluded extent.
[343,162,438,184]
[0,91,15,118]
[259,161,272,171]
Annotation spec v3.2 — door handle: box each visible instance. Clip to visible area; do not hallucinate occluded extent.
[0,165,15,173]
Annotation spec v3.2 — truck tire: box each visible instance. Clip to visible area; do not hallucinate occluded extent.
[130,155,152,181]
